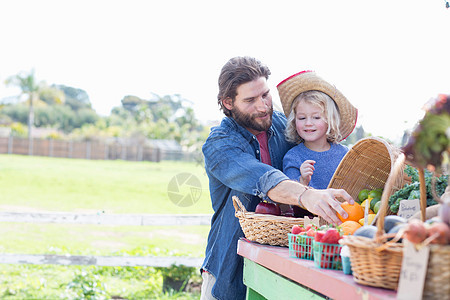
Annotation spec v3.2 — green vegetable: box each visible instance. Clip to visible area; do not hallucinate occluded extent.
[389,165,448,213]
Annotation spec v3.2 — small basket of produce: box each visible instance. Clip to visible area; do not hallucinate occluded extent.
[312,227,343,270]
[288,224,315,259]
[327,136,408,217]
[233,196,303,247]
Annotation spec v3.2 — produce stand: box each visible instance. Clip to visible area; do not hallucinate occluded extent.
[237,238,397,300]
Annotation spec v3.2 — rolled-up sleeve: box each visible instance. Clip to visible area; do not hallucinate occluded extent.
[203,131,288,200]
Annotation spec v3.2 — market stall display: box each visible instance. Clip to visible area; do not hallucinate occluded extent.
[234,95,449,298]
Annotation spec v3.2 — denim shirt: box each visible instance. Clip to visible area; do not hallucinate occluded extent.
[201,111,294,300]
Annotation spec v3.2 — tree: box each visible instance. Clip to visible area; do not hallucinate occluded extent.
[5,69,42,154]
[53,84,92,111]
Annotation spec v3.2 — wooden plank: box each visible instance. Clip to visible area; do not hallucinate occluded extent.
[246,288,266,300]
[0,254,204,267]
[243,259,324,300]
[0,212,212,226]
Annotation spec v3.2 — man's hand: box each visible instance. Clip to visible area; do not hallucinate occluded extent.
[267,180,354,225]
[299,160,315,186]
[300,188,354,225]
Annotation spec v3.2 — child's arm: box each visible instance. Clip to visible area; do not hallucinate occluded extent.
[299,160,315,186]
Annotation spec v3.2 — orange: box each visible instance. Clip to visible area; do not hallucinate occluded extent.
[339,220,362,235]
[337,201,364,223]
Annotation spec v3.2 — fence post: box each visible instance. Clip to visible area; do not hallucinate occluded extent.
[156,148,161,162]
[28,138,33,156]
[49,139,53,157]
[104,143,109,160]
[121,143,127,160]
[68,140,73,158]
[8,135,13,154]
[86,141,91,159]
[137,146,143,161]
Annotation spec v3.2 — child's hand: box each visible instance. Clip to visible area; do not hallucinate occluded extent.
[299,160,315,186]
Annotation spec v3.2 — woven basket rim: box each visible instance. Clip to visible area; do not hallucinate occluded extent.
[233,196,304,246]
[233,196,304,223]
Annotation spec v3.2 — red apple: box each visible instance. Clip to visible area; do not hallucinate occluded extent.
[282,206,295,217]
[255,201,281,216]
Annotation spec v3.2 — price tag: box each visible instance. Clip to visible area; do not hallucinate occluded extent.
[398,199,420,219]
[397,240,430,300]
[303,216,320,227]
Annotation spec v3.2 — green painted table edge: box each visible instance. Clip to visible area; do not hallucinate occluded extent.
[243,258,325,300]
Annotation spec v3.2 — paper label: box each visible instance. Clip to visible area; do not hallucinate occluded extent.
[398,199,420,219]
[303,216,320,227]
[397,240,430,300]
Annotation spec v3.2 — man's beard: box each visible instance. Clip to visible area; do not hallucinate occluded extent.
[231,106,274,133]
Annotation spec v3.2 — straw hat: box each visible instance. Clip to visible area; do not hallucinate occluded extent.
[277,70,358,141]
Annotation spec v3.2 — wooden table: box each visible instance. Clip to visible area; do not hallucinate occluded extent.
[237,238,397,300]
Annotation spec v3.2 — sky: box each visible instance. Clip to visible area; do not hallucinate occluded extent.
[0,0,449,144]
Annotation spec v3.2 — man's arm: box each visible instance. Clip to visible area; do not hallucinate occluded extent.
[267,180,354,225]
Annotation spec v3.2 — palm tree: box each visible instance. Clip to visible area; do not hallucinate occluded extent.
[5,69,42,155]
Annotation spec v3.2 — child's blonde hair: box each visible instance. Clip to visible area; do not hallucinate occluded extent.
[285,90,342,144]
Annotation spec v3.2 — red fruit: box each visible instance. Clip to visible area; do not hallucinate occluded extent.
[304,224,314,231]
[314,231,326,242]
[323,244,341,257]
[282,206,295,217]
[320,254,331,268]
[306,228,316,237]
[291,225,302,235]
[299,245,306,258]
[321,228,341,244]
[255,201,281,216]
[292,243,301,258]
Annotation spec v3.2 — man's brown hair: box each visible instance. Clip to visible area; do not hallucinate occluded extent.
[217,56,271,117]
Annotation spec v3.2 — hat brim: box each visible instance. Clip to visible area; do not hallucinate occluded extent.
[277,71,358,141]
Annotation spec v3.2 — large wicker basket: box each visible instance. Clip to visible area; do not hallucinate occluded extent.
[233,196,303,247]
[423,244,450,299]
[327,136,407,215]
[420,173,450,299]
[340,153,407,290]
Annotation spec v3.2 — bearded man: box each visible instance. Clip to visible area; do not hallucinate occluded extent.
[200,56,354,300]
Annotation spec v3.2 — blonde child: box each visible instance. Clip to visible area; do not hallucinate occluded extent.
[277,71,358,189]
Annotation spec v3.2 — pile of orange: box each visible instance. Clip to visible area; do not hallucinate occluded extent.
[339,220,362,235]
[337,201,364,223]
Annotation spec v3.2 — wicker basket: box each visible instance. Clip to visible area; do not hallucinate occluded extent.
[420,170,450,299]
[327,136,407,216]
[233,196,303,247]
[340,153,407,290]
[423,244,450,300]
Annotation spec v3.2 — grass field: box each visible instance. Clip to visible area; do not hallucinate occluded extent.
[0,154,212,214]
[0,154,213,299]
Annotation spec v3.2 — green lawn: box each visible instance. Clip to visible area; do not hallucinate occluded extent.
[0,154,213,214]
[0,154,213,298]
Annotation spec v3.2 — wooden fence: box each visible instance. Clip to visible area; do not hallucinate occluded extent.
[0,212,211,268]
[0,136,196,162]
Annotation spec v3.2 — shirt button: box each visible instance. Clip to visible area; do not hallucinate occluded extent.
[256,150,260,154]
[253,136,256,139]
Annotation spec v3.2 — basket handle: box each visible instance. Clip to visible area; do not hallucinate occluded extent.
[376,153,406,240]
[418,168,427,222]
[232,196,248,216]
